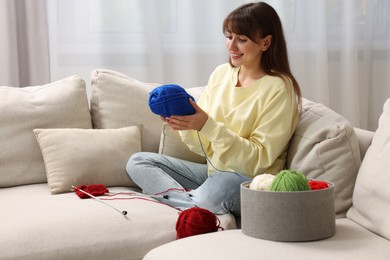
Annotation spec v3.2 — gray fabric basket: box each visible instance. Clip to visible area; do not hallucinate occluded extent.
[241,181,335,242]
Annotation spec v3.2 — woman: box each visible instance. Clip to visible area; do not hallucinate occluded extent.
[126,2,301,217]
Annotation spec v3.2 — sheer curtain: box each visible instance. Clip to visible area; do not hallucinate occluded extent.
[287,0,390,130]
[0,0,50,87]
[46,0,390,131]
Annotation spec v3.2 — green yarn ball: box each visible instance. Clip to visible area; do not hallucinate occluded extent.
[270,170,310,192]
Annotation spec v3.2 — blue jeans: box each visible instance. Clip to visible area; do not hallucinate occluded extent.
[126,152,248,217]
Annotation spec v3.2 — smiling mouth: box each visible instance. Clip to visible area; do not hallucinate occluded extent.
[230,53,243,59]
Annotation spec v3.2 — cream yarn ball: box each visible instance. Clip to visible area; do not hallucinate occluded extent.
[249,173,275,191]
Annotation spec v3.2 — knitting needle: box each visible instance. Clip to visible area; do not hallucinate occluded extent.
[72,185,127,216]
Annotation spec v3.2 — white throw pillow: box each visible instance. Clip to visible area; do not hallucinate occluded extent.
[34,126,141,194]
[0,76,91,187]
[347,99,390,239]
[90,69,161,152]
[287,98,361,217]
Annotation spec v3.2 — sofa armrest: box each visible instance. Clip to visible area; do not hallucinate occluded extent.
[354,127,374,160]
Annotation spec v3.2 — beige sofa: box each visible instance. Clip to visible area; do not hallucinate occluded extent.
[1,68,388,260]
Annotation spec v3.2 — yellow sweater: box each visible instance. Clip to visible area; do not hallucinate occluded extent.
[179,63,299,179]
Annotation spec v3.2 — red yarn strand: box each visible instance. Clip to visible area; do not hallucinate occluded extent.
[154,187,190,196]
[73,185,225,238]
[73,184,185,211]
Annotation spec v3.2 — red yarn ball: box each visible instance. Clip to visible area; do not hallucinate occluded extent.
[74,184,109,199]
[308,180,329,190]
[176,207,222,239]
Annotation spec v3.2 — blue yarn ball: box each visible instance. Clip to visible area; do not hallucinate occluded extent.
[148,84,195,117]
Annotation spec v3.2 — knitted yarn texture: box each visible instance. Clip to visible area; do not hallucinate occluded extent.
[271,170,311,192]
[176,207,222,239]
[74,184,108,199]
[249,173,275,191]
[148,84,195,117]
[308,180,329,190]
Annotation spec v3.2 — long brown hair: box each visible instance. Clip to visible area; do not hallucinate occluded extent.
[223,2,301,101]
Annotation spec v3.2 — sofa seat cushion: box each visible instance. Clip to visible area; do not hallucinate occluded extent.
[0,184,236,260]
[144,218,390,260]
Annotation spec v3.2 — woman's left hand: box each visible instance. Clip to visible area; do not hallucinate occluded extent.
[164,99,209,131]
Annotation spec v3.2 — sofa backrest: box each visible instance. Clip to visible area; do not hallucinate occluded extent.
[353,127,374,160]
[90,69,161,153]
[287,98,362,217]
[0,76,92,188]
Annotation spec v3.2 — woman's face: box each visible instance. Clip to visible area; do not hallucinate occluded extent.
[225,31,263,69]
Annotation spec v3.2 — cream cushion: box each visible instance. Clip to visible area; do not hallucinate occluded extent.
[0,76,91,187]
[34,126,141,194]
[287,98,361,217]
[90,69,206,162]
[90,69,161,152]
[347,98,390,239]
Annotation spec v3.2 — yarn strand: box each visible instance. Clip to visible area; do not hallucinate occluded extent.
[73,184,223,238]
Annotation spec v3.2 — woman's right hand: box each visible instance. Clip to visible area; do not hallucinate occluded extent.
[164,99,208,131]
